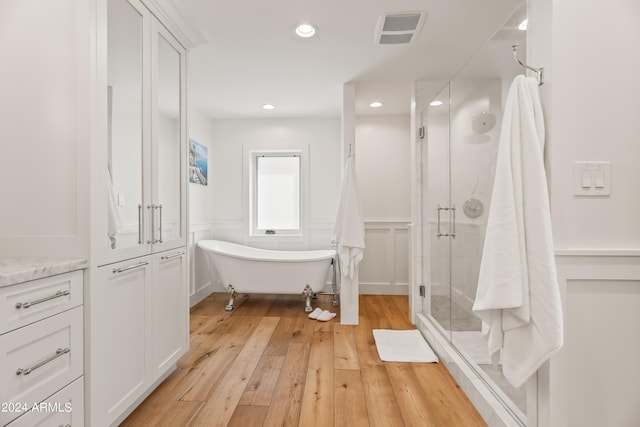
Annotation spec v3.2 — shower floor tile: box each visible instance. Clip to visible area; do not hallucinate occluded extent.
[431,295,482,331]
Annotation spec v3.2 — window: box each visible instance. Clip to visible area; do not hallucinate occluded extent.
[251,151,302,235]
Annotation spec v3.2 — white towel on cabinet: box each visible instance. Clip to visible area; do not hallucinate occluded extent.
[472,75,563,388]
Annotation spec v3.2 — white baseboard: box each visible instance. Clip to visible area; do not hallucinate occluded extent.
[190,281,215,307]
[359,283,408,295]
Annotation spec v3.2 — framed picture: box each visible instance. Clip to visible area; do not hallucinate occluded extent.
[189,139,208,185]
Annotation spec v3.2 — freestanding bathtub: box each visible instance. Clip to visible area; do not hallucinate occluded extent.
[197,239,337,312]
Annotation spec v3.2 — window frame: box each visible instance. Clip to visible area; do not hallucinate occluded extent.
[248,149,306,237]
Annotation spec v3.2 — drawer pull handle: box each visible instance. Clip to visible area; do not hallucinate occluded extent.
[15,290,70,309]
[16,347,71,376]
[59,424,71,427]
[112,261,149,274]
[161,251,185,260]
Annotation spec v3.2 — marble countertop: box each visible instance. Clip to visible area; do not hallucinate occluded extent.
[0,258,88,288]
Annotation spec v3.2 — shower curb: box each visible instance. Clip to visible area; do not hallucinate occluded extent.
[416,313,525,427]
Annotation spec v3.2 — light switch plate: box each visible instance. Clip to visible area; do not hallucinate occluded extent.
[573,161,611,196]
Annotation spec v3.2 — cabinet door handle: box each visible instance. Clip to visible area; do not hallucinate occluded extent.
[138,203,143,244]
[15,290,70,309]
[161,251,185,260]
[111,261,149,274]
[16,347,70,376]
[147,204,155,244]
[157,204,163,243]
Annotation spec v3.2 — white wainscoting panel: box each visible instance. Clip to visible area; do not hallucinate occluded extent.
[542,251,640,427]
[359,221,410,295]
[188,223,217,306]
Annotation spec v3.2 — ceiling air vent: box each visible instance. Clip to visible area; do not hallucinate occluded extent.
[374,12,427,45]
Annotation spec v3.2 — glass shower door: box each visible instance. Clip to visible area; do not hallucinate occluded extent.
[418,4,530,425]
[424,77,528,423]
[423,84,452,340]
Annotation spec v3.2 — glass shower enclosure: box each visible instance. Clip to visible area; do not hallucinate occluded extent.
[416,4,529,425]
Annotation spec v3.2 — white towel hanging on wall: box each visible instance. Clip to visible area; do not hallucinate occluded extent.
[333,156,365,279]
[472,75,563,388]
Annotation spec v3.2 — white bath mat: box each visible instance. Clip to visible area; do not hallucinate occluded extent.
[373,329,438,363]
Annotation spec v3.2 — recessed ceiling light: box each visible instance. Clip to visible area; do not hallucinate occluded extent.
[518,19,528,31]
[262,104,275,110]
[295,24,317,38]
[369,101,383,108]
[430,100,443,106]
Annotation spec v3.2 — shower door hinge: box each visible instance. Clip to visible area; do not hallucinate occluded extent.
[419,285,426,297]
[418,126,425,140]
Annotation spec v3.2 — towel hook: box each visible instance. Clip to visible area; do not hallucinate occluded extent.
[512,43,544,86]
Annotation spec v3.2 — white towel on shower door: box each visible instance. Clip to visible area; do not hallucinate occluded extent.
[333,156,365,280]
[472,75,563,388]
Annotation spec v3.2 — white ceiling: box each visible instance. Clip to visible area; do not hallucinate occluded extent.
[176,0,525,119]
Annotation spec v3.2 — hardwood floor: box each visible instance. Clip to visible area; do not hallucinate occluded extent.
[121,293,486,427]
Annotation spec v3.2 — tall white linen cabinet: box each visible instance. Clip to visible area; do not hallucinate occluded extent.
[1,0,195,425]
[89,0,193,425]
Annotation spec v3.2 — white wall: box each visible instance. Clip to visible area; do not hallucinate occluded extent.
[186,107,217,304]
[529,0,640,425]
[547,0,640,250]
[208,117,341,244]
[188,109,216,226]
[356,115,411,220]
[356,115,411,294]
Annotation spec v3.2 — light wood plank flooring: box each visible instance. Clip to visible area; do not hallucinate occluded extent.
[121,293,486,426]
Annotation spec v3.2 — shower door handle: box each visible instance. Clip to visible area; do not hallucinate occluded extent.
[451,205,456,239]
[436,205,456,239]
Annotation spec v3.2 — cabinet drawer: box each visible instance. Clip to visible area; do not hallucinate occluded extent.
[0,270,83,335]
[5,376,83,427]
[0,306,83,426]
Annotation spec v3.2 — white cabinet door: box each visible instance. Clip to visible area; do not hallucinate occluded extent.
[152,249,188,379]
[99,0,152,266]
[149,19,187,254]
[91,258,152,426]
[99,0,187,266]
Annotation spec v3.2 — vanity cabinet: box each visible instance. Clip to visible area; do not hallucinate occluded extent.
[0,269,85,427]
